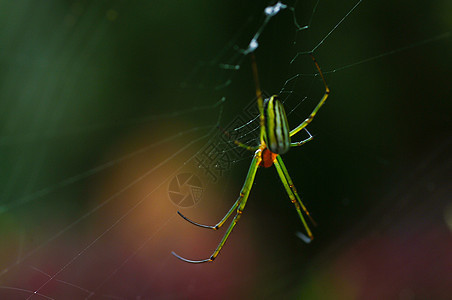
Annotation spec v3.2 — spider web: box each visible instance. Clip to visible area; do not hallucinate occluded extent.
[0,0,450,299]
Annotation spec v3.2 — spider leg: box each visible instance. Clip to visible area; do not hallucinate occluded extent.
[234,140,259,152]
[217,124,258,153]
[275,155,316,226]
[172,149,262,263]
[290,53,330,137]
[176,145,256,230]
[177,198,239,231]
[251,53,265,145]
[273,155,316,240]
[291,129,314,147]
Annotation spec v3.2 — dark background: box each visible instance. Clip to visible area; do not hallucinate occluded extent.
[0,0,450,299]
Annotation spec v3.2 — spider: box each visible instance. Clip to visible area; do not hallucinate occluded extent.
[172,52,329,263]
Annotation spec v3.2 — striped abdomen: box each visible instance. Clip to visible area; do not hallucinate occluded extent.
[263,95,291,154]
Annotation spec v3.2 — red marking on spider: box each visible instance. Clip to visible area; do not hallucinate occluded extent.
[260,148,278,168]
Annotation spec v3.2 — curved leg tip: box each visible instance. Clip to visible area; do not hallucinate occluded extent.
[176,211,217,230]
[171,251,213,264]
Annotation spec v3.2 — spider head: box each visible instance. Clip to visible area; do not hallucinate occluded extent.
[263,95,291,155]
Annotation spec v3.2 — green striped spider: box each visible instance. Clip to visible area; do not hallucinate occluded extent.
[172,53,329,263]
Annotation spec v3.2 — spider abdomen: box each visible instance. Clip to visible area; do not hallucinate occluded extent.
[263,95,291,154]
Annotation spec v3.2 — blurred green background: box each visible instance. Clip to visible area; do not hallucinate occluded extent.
[0,0,451,299]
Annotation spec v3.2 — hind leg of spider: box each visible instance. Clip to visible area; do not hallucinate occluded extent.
[172,209,243,263]
[275,155,316,226]
[177,198,239,231]
[172,149,262,263]
[177,144,256,231]
[273,156,315,240]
